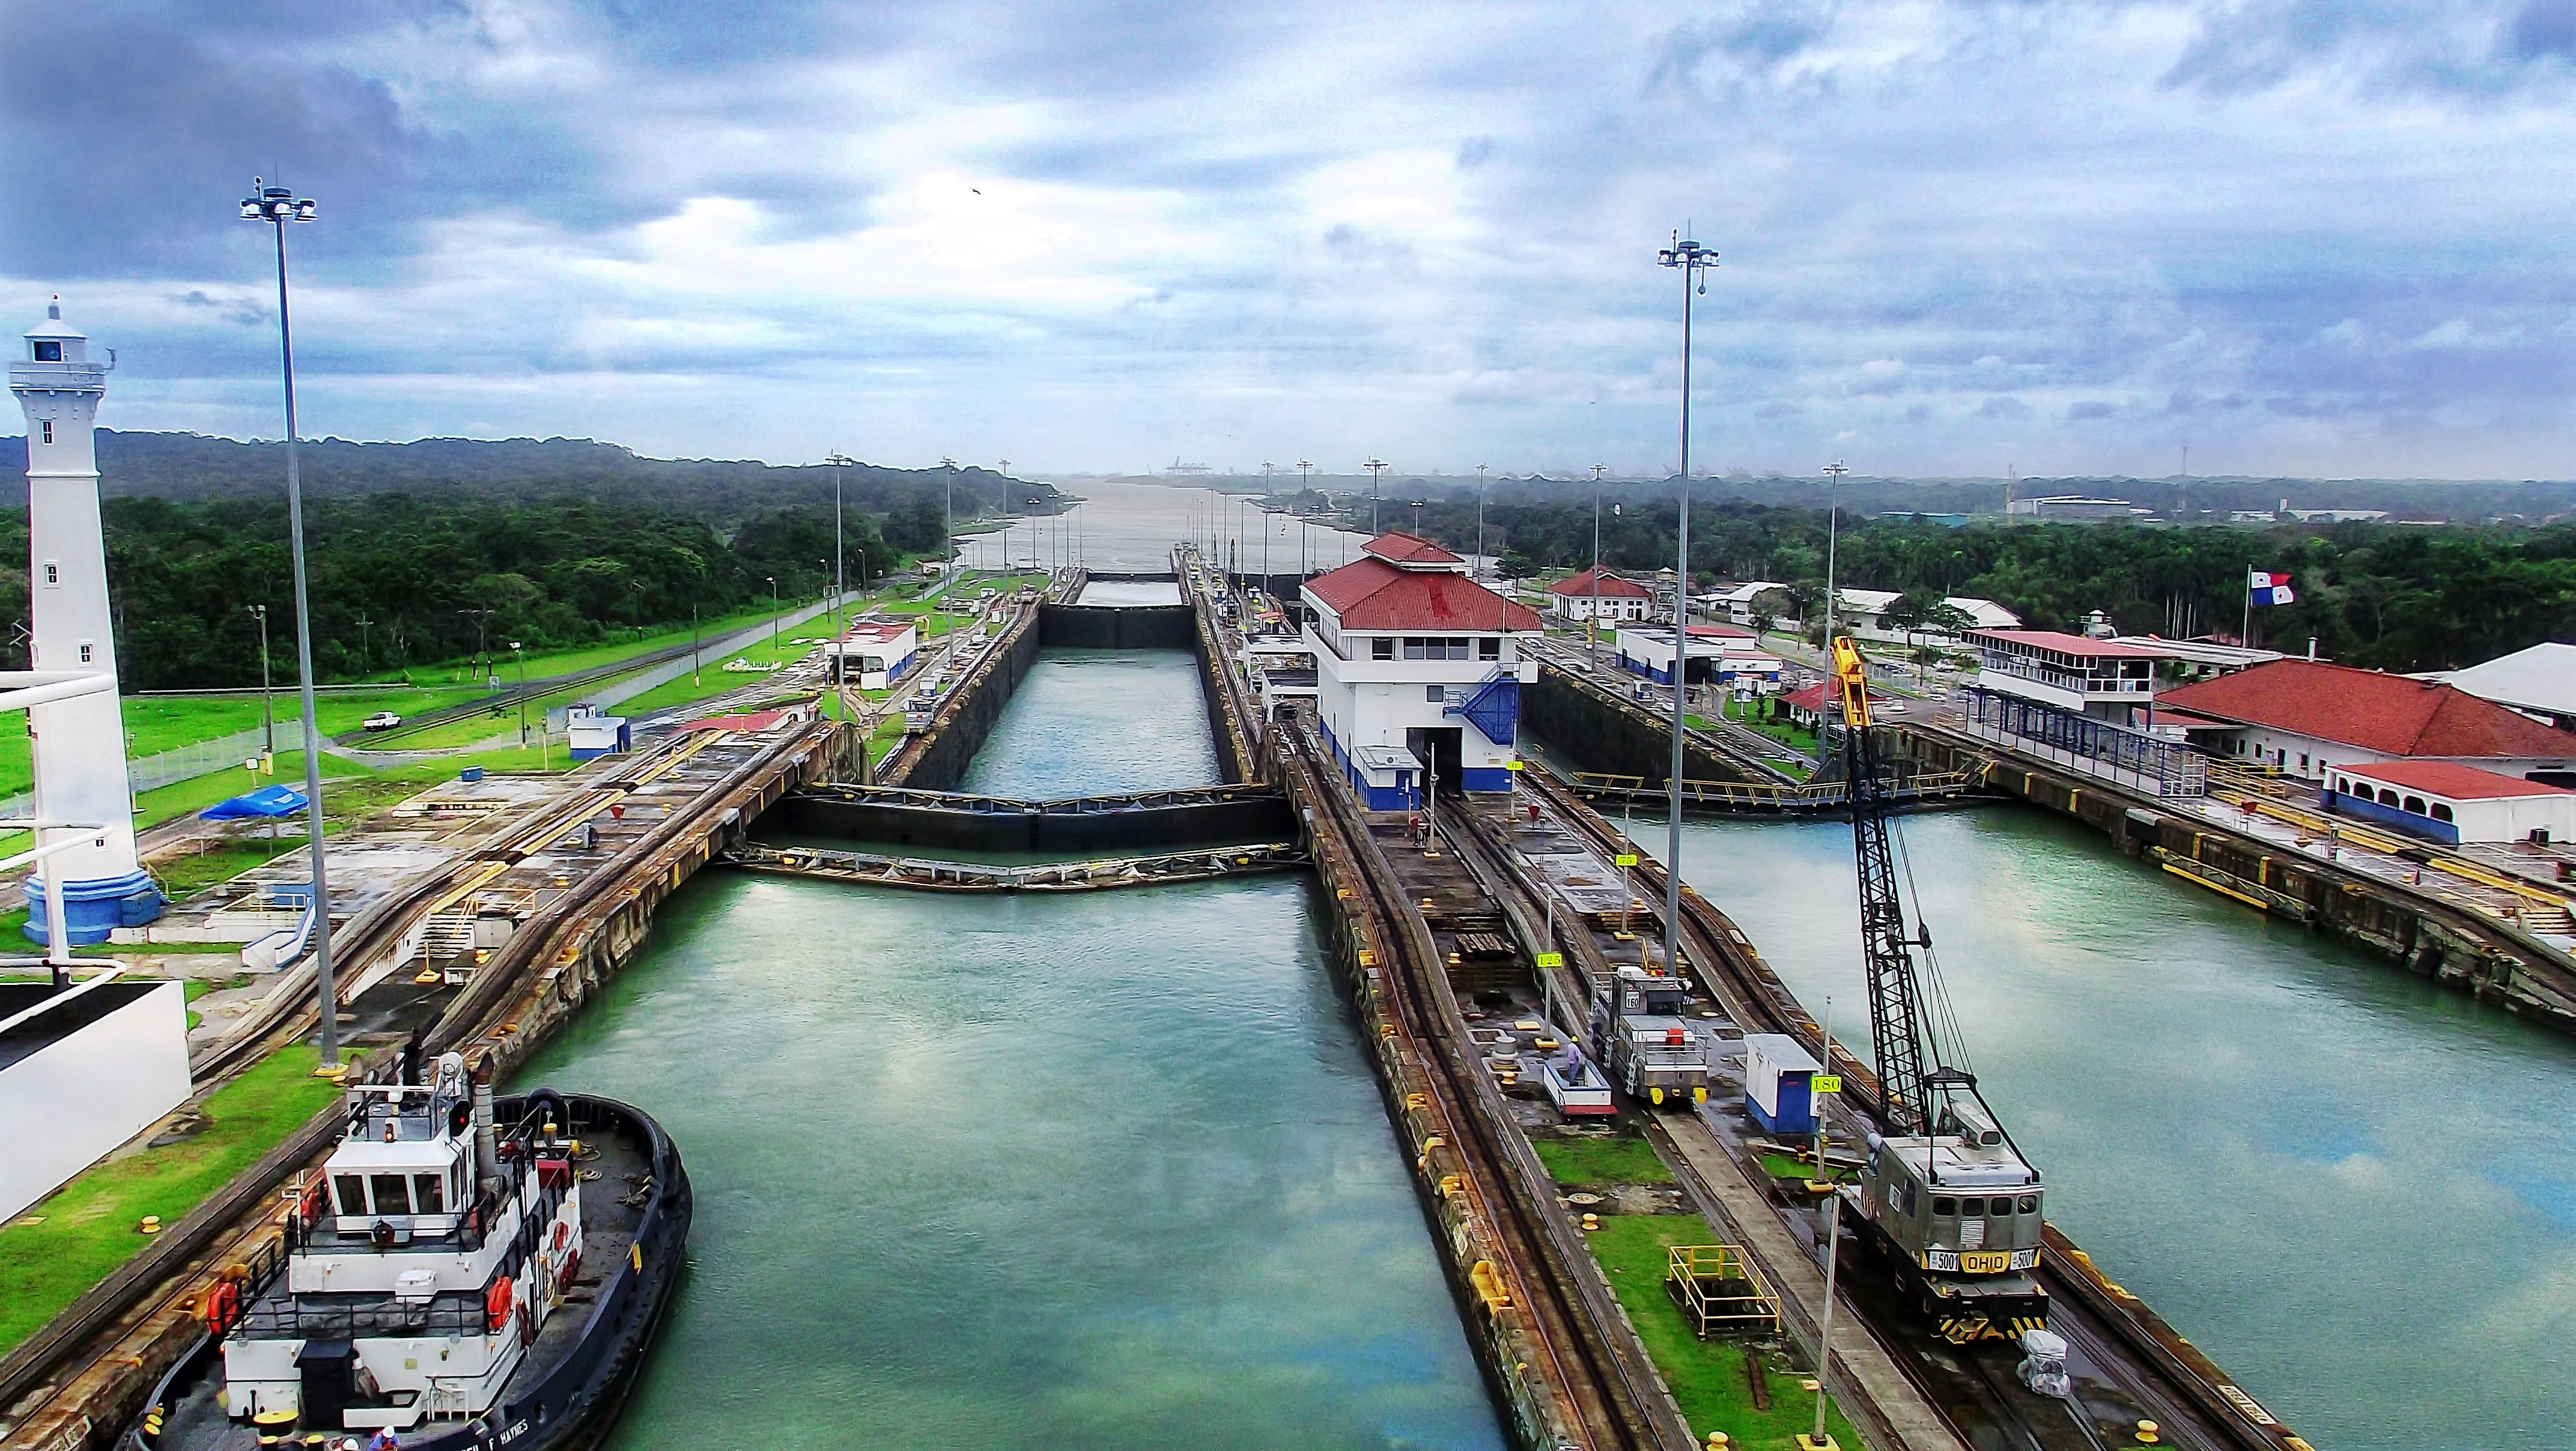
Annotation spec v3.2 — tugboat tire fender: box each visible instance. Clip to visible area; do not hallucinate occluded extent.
[487,1276,514,1331]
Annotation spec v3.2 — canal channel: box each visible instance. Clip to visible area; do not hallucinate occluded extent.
[1624,803,2576,1451]
[515,647,1508,1449]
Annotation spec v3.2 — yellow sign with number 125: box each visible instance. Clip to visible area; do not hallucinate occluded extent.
[1534,951,1564,968]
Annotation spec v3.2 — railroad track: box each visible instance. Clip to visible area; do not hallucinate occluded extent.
[1508,762,2303,1451]
[1281,718,1678,1451]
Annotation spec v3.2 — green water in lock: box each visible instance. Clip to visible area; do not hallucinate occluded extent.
[1641,805,2576,1451]
[514,649,1505,1449]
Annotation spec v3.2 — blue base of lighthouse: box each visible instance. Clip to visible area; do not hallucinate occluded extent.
[22,870,165,944]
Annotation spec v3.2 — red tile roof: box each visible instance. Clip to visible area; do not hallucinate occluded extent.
[1547,568,1651,598]
[1969,629,2166,658]
[1361,531,1465,566]
[2338,760,2570,800]
[1304,556,1543,632]
[1685,623,1755,639]
[2158,660,2576,760]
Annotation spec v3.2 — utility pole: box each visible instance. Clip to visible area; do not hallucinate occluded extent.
[941,457,958,583]
[248,604,274,756]
[512,641,527,748]
[1814,997,1845,1451]
[1656,229,1718,984]
[1364,457,1388,533]
[767,576,780,647]
[1297,460,1314,575]
[353,613,371,674]
[240,175,338,1063]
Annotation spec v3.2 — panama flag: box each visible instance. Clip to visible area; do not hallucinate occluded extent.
[2249,570,2296,607]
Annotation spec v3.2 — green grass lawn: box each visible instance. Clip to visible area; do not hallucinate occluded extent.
[0,686,485,799]
[0,1045,342,1356]
[614,653,799,720]
[1533,1133,1677,1186]
[408,601,792,685]
[1587,1214,1863,1450]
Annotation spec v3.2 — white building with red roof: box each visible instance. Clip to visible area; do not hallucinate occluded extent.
[1545,567,1654,622]
[2322,760,2576,845]
[1302,532,1543,805]
[2157,659,2576,786]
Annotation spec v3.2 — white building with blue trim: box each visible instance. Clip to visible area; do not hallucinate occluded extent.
[1304,533,1543,809]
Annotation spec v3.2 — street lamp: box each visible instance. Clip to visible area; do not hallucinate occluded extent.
[238,177,340,1066]
[1654,228,1719,984]
[247,604,274,756]
[941,456,958,580]
[511,641,527,747]
[827,450,853,697]
[1475,464,1488,583]
[1820,459,1849,659]
[1590,463,1609,666]
[1364,457,1389,534]
[766,576,780,647]
[1409,498,1427,536]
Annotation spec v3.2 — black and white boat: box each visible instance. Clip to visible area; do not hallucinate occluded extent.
[133,1053,690,1450]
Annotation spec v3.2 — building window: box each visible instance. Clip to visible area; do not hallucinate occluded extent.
[2404,796,2427,815]
[1480,637,1501,661]
[76,643,91,664]
[1372,638,1394,661]
[39,420,53,444]
[33,341,61,362]
[41,562,57,587]
[1426,685,1444,702]
[2432,803,2455,822]
[2299,753,2309,770]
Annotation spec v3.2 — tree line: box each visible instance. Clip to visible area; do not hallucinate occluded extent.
[1397,495,2575,673]
[0,492,916,689]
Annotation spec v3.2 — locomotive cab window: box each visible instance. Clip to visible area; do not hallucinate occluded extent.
[1932,1196,1957,1217]
[1958,1196,1985,1216]
[2017,1195,2040,1214]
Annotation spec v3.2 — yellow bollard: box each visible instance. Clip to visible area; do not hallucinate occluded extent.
[139,1215,161,1235]
[2136,1421,2160,1446]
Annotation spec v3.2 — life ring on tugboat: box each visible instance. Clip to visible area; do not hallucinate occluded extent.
[485,1276,514,1332]
[202,1278,240,1334]
[552,1221,570,1251]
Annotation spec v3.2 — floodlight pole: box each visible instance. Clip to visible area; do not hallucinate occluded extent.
[1590,464,1608,666]
[248,604,274,756]
[1364,457,1388,533]
[242,177,338,1065]
[1656,231,1718,983]
[827,452,853,700]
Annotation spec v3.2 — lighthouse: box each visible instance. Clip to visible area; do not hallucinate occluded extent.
[11,300,161,939]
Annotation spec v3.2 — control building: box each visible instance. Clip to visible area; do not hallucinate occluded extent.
[1304,532,1541,805]
[11,303,160,939]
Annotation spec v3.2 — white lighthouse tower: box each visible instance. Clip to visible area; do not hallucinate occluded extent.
[12,300,160,939]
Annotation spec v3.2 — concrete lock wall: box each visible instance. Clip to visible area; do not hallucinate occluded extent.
[770,793,1295,855]
[898,613,1045,792]
[1521,667,1769,787]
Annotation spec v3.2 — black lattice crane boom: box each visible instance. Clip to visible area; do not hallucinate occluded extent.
[1830,635,1936,1133]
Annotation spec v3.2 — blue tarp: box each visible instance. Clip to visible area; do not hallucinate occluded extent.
[199,784,308,820]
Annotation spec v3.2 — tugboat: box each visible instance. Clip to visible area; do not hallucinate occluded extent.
[133,1052,690,1449]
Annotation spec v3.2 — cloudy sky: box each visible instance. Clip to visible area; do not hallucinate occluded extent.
[8,1,2576,479]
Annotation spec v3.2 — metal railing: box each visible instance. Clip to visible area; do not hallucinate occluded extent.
[1962,688,2207,798]
[1567,770,1971,810]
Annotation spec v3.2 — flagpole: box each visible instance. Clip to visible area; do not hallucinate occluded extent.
[2243,572,2253,650]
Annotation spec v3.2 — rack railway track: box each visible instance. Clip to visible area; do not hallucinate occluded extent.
[1499,760,2307,1451]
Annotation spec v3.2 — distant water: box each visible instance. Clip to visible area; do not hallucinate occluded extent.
[1640,807,2576,1451]
[953,477,1374,574]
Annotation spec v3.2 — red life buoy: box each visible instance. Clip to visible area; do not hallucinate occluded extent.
[204,1279,240,1334]
[485,1277,514,1332]
[553,1221,570,1251]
